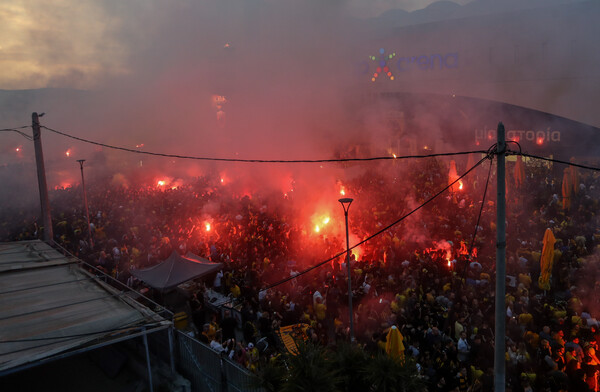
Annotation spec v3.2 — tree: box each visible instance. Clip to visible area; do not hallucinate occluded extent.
[281,342,341,392]
[330,342,370,392]
[364,352,425,392]
[251,359,286,392]
[252,341,425,392]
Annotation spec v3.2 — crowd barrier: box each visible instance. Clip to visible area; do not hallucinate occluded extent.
[175,330,265,392]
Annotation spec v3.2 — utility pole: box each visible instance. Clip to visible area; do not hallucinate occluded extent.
[32,112,53,243]
[77,159,94,249]
[494,122,507,392]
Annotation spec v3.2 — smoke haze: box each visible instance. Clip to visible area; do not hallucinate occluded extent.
[0,0,598,223]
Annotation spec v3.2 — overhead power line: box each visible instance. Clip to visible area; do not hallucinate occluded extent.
[459,158,494,284]
[0,126,32,141]
[263,150,493,290]
[3,123,600,171]
[517,152,600,172]
[0,323,164,344]
[40,124,487,164]
[0,125,29,132]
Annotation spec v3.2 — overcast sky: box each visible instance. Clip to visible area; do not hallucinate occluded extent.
[0,0,475,90]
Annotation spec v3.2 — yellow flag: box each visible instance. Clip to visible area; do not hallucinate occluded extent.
[562,168,571,210]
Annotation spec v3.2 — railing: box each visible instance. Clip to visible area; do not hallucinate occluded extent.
[50,240,173,321]
[49,241,262,391]
[176,331,265,392]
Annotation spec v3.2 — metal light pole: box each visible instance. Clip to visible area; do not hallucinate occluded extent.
[77,159,94,249]
[339,197,355,342]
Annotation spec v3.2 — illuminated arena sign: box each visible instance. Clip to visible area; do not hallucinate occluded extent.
[397,53,458,71]
[361,50,459,81]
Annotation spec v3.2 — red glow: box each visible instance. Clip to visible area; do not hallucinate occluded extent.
[135,143,144,148]
[349,233,363,261]
[219,173,229,185]
[157,180,166,187]
[205,223,211,232]
[65,149,71,157]
[459,242,468,255]
[536,137,544,145]
[15,147,20,152]
[54,182,72,190]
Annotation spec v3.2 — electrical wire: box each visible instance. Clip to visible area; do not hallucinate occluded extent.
[0,322,165,344]
[0,125,29,132]
[41,124,487,164]
[0,322,169,358]
[263,151,493,291]
[459,158,494,283]
[0,126,32,141]
[517,152,600,172]
[0,288,141,322]
[0,276,104,296]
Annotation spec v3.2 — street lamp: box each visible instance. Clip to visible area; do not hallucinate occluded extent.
[77,159,93,250]
[339,197,355,342]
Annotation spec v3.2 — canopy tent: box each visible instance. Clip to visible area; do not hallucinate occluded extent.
[131,251,223,291]
[0,240,171,376]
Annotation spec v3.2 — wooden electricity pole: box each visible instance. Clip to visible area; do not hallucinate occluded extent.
[32,112,53,242]
[494,122,507,392]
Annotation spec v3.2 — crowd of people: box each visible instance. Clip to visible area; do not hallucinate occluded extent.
[5,154,600,391]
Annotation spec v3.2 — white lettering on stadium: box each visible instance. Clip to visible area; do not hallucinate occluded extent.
[475,129,561,144]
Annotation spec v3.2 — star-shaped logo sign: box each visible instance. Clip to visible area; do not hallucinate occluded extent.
[370,48,396,82]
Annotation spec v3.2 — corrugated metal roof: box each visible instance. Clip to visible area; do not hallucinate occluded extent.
[0,240,171,375]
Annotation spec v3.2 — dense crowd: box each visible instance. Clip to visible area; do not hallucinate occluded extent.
[4,154,600,391]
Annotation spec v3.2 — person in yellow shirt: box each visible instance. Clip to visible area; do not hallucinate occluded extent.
[314,296,326,321]
[230,283,241,298]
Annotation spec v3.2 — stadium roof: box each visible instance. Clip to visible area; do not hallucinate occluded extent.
[0,240,172,376]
